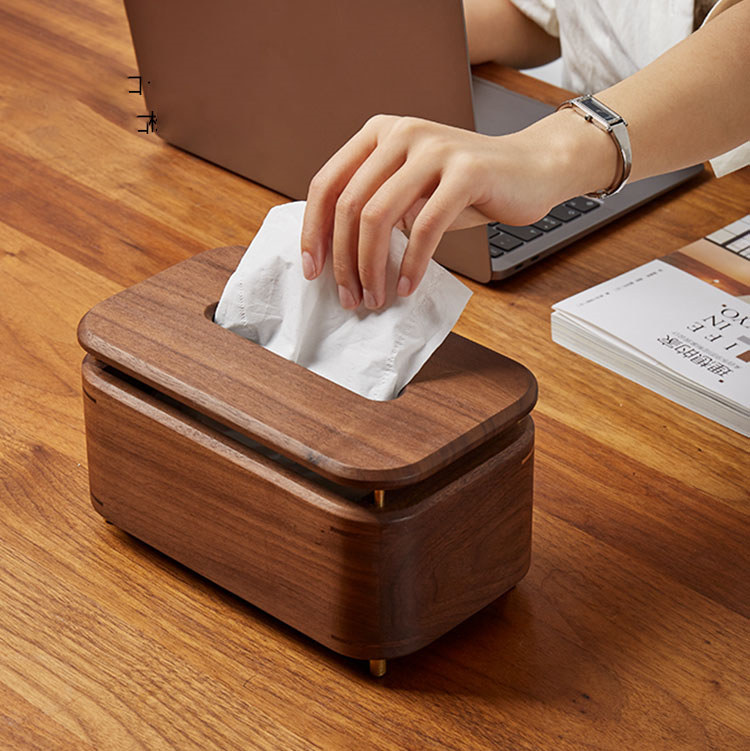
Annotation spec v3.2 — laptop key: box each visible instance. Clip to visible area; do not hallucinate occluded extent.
[727,235,750,252]
[496,223,543,242]
[533,216,561,232]
[549,205,581,222]
[490,231,523,253]
[565,196,600,213]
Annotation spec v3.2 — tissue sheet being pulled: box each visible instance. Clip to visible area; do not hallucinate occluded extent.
[214,201,472,401]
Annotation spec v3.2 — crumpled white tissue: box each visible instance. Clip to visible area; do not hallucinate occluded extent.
[214,201,472,401]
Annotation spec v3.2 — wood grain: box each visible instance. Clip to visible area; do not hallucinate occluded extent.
[81,356,534,659]
[77,245,537,486]
[1,1,748,749]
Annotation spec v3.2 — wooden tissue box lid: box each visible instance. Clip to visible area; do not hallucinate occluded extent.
[78,246,537,488]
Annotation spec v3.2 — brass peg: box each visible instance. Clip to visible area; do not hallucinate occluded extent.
[370,493,386,678]
[369,658,387,677]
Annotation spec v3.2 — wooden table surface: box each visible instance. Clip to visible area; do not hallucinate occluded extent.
[1,1,748,749]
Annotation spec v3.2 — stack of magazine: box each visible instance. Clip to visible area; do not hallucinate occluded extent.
[551,215,750,437]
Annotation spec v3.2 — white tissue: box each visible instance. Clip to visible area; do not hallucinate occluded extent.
[214,201,472,401]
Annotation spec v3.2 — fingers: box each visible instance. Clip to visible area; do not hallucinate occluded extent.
[301,116,391,282]
[303,115,497,308]
[397,175,471,296]
[330,143,410,308]
[348,162,438,309]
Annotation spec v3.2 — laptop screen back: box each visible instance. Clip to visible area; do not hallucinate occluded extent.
[124,0,476,199]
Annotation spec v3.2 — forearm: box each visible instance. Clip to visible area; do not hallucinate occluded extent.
[546,0,750,196]
[302,2,750,307]
[464,0,560,67]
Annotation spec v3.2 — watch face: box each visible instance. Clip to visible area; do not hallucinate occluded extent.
[583,97,619,123]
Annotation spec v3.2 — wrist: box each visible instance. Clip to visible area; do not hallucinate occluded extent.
[524,108,623,203]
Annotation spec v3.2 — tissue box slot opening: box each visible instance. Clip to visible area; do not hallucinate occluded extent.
[204,301,407,401]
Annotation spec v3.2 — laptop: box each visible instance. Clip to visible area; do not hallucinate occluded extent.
[123,0,703,282]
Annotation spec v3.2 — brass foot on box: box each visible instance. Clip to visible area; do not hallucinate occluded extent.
[374,490,385,509]
[369,659,387,678]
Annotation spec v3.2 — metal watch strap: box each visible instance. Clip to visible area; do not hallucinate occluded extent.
[556,95,632,199]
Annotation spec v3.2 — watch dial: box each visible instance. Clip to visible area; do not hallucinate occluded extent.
[585,98,618,123]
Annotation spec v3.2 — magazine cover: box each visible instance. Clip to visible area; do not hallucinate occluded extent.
[551,233,750,431]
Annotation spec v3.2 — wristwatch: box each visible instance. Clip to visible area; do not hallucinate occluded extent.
[556,95,632,199]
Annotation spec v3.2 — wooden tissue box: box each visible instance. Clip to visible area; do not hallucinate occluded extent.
[78,246,537,675]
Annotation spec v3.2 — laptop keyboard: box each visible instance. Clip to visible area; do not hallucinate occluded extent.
[706,215,750,259]
[488,196,601,258]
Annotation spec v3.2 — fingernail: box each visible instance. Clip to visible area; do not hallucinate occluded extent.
[362,288,379,310]
[397,276,411,297]
[301,251,316,279]
[338,285,357,309]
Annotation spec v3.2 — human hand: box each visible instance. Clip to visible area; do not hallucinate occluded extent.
[300,113,580,310]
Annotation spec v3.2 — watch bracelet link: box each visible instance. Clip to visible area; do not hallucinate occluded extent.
[555,95,632,199]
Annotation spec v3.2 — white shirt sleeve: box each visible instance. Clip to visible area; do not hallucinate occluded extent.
[508,0,560,38]
[709,144,750,179]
